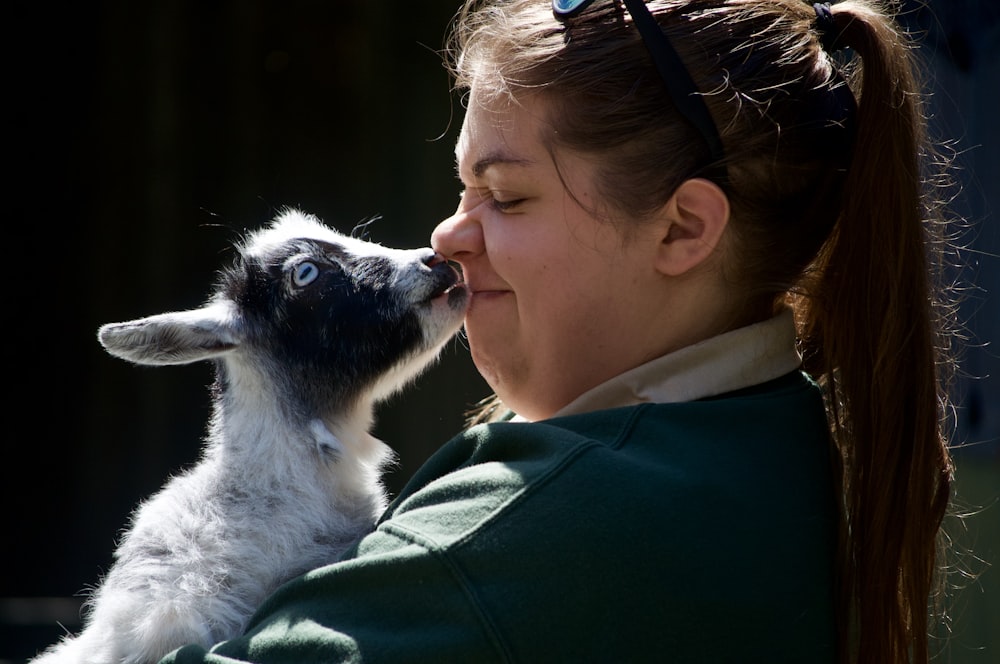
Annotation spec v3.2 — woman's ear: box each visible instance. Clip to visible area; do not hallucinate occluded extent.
[655,178,730,277]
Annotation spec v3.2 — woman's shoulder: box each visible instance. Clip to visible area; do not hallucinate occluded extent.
[381,371,830,546]
[361,371,835,659]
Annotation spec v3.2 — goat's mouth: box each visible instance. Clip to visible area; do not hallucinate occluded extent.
[443,280,469,307]
[426,263,468,307]
[430,278,468,303]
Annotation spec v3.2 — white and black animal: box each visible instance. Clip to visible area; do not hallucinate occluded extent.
[31,208,468,664]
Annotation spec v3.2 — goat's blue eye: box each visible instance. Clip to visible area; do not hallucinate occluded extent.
[292,261,319,287]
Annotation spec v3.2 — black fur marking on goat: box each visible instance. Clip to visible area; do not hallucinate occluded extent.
[218,238,424,411]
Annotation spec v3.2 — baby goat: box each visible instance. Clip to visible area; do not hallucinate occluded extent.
[31,209,468,664]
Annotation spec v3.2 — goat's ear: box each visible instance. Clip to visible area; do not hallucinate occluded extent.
[98,302,238,366]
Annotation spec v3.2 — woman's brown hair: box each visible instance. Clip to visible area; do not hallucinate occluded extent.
[447,2,960,661]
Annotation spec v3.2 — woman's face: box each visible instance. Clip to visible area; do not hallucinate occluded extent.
[431,92,676,421]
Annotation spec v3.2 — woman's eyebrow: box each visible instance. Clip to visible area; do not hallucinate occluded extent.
[456,150,535,179]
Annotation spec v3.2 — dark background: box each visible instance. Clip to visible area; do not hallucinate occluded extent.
[5,2,998,662]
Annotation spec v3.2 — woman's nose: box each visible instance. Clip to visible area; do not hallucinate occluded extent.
[431,201,485,260]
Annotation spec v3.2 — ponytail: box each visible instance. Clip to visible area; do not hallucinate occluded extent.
[796,3,956,662]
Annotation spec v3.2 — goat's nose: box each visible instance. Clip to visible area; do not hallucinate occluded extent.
[423,251,447,268]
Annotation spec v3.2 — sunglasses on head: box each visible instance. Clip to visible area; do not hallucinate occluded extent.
[552,0,725,166]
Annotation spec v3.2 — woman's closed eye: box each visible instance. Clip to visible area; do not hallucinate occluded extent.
[489,196,525,212]
[459,188,526,213]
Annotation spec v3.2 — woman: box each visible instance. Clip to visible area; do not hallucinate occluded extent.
[163,1,959,662]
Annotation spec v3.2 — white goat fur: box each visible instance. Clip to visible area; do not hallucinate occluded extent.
[30,209,467,664]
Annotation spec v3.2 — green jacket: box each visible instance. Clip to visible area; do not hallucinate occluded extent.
[166,371,836,663]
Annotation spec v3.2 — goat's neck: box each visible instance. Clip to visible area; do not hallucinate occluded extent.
[201,389,388,501]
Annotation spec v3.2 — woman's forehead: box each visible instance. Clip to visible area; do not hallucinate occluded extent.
[455,92,549,175]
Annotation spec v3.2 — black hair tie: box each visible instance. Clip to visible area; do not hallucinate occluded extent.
[813,2,845,52]
[812,2,857,142]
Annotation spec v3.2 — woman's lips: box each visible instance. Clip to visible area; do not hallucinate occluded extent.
[470,289,511,300]
[465,288,512,314]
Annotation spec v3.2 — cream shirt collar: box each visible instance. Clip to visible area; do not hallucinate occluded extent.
[514,308,801,422]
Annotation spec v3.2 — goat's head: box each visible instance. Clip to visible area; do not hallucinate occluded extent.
[97,209,468,417]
